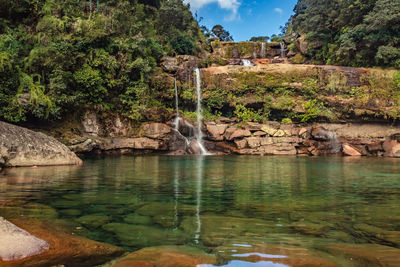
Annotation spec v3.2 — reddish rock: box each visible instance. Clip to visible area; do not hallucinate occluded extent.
[0,218,124,267]
[227,129,251,140]
[111,246,216,267]
[322,243,400,266]
[298,127,308,137]
[383,139,400,157]
[342,144,362,156]
[141,123,171,139]
[367,142,383,153]
[234,139,248,149]
[253,131,266,136]
[206,124,228,141]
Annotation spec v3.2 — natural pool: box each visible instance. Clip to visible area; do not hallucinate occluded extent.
[1,155,400,266]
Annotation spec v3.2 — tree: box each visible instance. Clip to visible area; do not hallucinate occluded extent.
[211,25,233,41]
[249,36,269,42]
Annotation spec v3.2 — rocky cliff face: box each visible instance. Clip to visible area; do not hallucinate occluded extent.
[64,112,400,158]
[0,121,82,167]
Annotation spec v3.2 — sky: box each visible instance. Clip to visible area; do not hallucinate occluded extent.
[184,0,298,41]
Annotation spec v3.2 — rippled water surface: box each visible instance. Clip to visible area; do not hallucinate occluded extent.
[1,155,400,266]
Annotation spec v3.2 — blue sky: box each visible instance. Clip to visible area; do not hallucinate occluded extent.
[185,0,298,41]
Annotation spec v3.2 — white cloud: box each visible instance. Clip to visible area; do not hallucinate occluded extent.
[274,7,283,14]
[185,0,241,21]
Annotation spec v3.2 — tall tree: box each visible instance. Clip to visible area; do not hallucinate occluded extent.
[211,25,233,41]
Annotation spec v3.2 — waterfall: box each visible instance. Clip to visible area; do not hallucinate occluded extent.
[194,68,208,155]
[173,78,190,145]
[261,42,266,58]
[241,59,253,66]
[280,42,285,58]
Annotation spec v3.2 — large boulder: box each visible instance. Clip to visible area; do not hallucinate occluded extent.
[0,218,124,266]
[0,217,49,261]
[0,121,82,167]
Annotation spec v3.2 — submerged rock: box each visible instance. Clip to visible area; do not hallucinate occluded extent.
[102,223,188,247]
[322,243,400,266]
[111,245,216,267]
[0,217,49,261]
[0,121,82,167]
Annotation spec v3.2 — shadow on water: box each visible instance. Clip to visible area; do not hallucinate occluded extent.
[1,155,400,265]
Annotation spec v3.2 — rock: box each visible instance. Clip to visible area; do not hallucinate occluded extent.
[100,138,161,151]
[311,126,333,141]
[76,214,111,229]
[253,131,266,136]
[227,129,251,140]
[124,213,152,225]
[188,140,202,154]
[322,243,400,266]
[161,56,179,72]
[245,137,273,149]
[273,129,286,137]
[259,144,297,155]
[261,124,278,136]
[206,124,228,141]
[234,139,248,149]
[245,122,263,131]
[383,139,400,157]
[141,123,171,139]
[82,112,100,136]
[298,127,308,137]
[69,139,95,153]
[342,144,362,156]
[111,246,216,267]
[0,218,124,266]
[102,223,187,247]
[367,142,384,153]
[0,217,49,261]
[0,121,82,167]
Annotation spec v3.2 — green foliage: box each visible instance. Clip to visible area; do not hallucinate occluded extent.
[211,25,233,41]
[0,0,204,123]
[299,99,324,122]
[291,53,306,64]
[249,36,269,42]
[395,72,400,90]
[281,118,293,124]
[171,35,195,55]
[234,104,263,122]
[290,0,400,68]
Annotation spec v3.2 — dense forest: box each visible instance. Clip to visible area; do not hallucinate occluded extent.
[1,0,400,124]
[0,0,205,123]
[287,0,400,68]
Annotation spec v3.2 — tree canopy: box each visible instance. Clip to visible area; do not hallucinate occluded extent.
[0,0,205,123]
[288,0,400,68]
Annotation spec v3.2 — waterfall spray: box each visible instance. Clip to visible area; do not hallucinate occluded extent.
[280,42,285,58]
[194,68,208,155]
[261,42,266,58]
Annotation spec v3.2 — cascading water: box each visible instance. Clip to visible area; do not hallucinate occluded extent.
[173,78,190,145]
[280,42,285,58]
[241,59,253,66]
[194,68,208,155]
[261,42,266,58]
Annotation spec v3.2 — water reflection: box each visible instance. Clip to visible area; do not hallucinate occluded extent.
[1,155,400,266]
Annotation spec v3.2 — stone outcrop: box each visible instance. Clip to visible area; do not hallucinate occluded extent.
[67,117,400,158]
[0,217,49,261]
[0,121,82,167]
[203,121,400,157]
[0,218,124,267]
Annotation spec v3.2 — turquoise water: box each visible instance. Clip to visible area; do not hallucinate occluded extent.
[1,155,400,266]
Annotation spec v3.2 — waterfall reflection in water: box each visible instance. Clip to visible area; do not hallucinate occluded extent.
[2,156,400,266]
